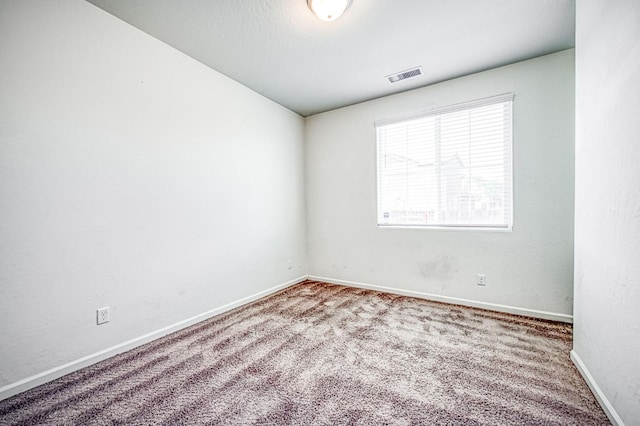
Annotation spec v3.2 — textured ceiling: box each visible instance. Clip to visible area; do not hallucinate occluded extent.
[86,0,575,117]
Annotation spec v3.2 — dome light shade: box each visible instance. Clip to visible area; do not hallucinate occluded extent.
[307,0,352,22]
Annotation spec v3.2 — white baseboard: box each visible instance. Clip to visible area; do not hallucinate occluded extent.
[0,275,306,401]
[0,274,574,402]
[570,350,625,426]
[307,275,573,323]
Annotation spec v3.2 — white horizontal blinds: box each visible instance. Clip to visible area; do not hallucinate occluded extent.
[376,94,513,228]
[377,117,437,225]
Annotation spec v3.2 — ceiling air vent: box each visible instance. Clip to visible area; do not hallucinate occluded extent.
[386,67,423,83]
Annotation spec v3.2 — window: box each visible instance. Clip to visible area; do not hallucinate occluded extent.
[376,94,513,229]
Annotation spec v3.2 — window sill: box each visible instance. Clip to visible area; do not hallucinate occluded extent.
[377,224,513,232]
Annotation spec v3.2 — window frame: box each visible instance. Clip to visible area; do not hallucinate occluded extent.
[375,93,514,231]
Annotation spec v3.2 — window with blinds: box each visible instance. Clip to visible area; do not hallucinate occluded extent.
[376,94,513,229]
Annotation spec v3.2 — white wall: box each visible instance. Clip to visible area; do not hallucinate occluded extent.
[0,0,306,391]
[573,0,640,424]
[306,50,575,318]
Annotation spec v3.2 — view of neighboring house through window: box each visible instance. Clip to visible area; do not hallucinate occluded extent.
[376,94,513,229]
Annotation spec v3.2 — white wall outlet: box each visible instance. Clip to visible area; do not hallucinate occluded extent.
[96,307,110,325]
[287,259,292,270]
[477,274,486,286]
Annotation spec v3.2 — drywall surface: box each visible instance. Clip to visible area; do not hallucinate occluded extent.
[305,50,575,316]
[0,0,305,389]
[573,0,640,423]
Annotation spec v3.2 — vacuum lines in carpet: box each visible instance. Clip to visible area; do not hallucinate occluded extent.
[0,280,609,425]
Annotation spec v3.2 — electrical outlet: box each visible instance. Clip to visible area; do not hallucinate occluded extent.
[287,259,292,270]
[477,274,486,286]
[96,307,110,325]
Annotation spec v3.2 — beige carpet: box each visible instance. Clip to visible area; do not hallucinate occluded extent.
[0,280,609,425]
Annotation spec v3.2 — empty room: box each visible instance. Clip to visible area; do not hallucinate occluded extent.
[0,0,638,424]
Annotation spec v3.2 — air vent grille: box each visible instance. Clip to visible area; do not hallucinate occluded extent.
[386,67,423,83]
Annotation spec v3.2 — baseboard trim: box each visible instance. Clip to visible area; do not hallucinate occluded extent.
[0,274,574,401]
[0,275,306,401]
[307,275,573,323]
[570,350,625,426]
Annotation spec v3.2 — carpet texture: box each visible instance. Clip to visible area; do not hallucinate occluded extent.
[0,281,609,425]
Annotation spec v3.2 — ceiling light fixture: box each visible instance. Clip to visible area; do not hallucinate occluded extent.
[307,0,352,22]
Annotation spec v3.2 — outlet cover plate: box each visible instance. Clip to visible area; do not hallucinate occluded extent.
[97,307,110,325]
